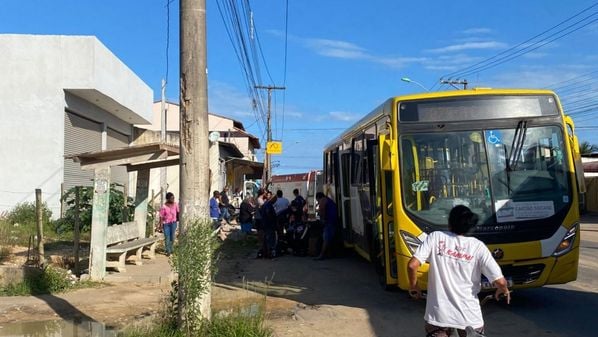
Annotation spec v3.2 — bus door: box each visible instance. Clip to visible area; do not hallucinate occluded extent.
[377,133,398,286]
[338,149,354,244]
[366,139,380,261]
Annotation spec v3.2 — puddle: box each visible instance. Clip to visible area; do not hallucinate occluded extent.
[0,320,117,337]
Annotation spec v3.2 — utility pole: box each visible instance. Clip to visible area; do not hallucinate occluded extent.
[35,188,44,267]
[160,78,168,205]
[255,85,285,185]
[180,0,210,323]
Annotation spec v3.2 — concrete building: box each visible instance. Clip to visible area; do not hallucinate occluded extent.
[134,102,262,202]
[0,34,152,217]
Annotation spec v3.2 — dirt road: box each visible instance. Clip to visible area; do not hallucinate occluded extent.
[2,217,598,337]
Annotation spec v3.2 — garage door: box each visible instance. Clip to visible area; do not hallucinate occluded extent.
[107,127,130,187]
[64,112,102,190]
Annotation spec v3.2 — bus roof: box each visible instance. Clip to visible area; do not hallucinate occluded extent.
[323,88,558,150]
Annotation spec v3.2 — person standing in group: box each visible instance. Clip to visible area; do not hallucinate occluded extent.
[159,192,179,257]
[209,190,221,229]
[261,193,278,258]
[273,190,290,246]
[407,205,510,337]
[239,196,256,234]
[254,189,266,257]
[220,186,231,224]
[291,188,306,220]
[314,192,337,260]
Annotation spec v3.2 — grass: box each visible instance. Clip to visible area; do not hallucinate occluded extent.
[215,234,259,258]
[118,307,273,337]
[0,265,104,296]
[0,246,10,263]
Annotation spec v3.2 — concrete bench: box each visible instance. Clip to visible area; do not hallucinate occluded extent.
[105,221,160,272]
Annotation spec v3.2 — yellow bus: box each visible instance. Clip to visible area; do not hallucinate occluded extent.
[322,88,585,290]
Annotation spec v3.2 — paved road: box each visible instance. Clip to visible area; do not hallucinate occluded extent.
[217,214,598,337]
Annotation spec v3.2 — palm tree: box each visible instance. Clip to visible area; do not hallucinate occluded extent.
[579,141,598,155]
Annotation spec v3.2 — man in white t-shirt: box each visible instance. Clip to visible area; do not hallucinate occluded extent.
[407,205,511,337]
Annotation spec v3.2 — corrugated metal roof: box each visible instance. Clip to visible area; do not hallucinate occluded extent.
[584,161,598,173]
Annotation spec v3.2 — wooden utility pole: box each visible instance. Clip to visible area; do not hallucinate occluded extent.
[180,0,211,321]
[35,188,45,267]
[255,85,285,184]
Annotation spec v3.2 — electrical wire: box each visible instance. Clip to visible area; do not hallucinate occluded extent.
[164,0,175,86]
[216,0,267,138]
[440,3,598,81]
[281,0,289,141]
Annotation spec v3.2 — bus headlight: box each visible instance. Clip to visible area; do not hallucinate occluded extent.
[553,224,578,257]
[400,230,423,255]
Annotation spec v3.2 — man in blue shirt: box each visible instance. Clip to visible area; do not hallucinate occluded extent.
[209,190,221,229]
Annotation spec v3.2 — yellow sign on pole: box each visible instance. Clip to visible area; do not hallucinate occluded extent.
[266,141,283,154]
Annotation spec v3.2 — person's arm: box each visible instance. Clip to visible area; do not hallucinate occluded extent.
[480,246,511,304]
[407,257,422,299]
[492,277,511,304]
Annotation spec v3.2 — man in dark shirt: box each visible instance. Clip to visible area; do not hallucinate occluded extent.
[315,192,337,260]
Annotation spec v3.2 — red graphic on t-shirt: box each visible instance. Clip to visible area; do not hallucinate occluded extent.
[438,241,473,261]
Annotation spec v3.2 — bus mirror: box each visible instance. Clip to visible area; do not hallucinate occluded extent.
[381,138,397,171]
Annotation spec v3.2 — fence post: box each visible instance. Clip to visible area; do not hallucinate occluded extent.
[73,186,81,275]
[35,188,45,267]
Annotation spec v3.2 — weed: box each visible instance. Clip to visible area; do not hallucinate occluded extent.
[0,265,93,296]
[0,246,11,263]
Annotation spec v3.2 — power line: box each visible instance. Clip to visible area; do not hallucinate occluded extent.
[281,127,346,131]
[216,0,267,137]
[440,3,598,80]
[164,0,175,85]
[281,0,289,141]
[545,69,598,90]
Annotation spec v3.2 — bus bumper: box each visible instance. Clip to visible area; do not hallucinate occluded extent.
[495,246,579,288]
[395,246,578,290]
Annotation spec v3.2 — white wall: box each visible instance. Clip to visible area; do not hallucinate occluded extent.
[0,35,152,218]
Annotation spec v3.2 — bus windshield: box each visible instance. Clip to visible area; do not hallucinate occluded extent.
[400,125,570,230]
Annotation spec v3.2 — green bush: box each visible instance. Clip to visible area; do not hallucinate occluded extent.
[57,184,134,233]
[1,202,56,246]
[6,202,52,228]
[170,220,218,333]
[0,266,72,296]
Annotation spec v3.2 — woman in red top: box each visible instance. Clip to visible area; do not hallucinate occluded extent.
[159,192,179,256]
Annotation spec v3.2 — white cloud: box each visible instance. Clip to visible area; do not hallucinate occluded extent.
[208,81,257,119]
[327,111,360,122]
[426,41,508,54]
[461,28,493,35]
[301,36,427,69]
[472,65,597,89]
[305,38,369,59]
[522,52,547,59]
[423,54,482,71]
[283,110,303,118]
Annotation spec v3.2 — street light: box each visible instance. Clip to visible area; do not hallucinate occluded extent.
[401,77,429,92]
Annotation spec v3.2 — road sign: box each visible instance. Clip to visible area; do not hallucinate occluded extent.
[266,141,283,154]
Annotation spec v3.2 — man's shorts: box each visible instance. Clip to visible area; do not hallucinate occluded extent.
[425,322,485,337]
[323,224,335,243]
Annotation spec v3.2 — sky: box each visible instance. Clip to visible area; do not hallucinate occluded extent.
[1,0,597,174]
